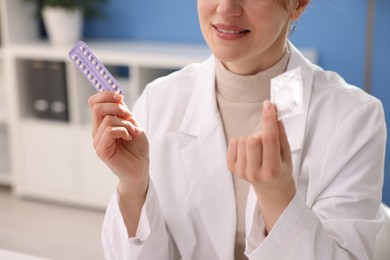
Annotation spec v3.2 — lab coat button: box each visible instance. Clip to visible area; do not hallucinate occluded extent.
[134,238,143,245]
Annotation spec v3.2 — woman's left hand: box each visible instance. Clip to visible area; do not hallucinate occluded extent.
[227,100,296,233]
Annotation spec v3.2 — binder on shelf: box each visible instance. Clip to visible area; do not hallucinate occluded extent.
[0,125,9,173]
[47,62,69,121]
[29,60,50,119]
[27,60,69,122]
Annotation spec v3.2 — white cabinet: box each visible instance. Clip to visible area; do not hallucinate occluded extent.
[17,121,117,208]
[0,0,39,185]
[77,127,118,206]
[8,42,210,208]
[0,51,10,184]
[0,0,211,208]
[19,121,78,194]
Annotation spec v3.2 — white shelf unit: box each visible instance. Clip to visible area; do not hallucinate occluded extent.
[7,41,210,208]
[0,0,211,208]
[0,0,40,186]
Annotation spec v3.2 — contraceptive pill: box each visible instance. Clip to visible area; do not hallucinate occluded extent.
[68,41,123,94]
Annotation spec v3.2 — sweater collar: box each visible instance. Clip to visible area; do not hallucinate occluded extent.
[215,48,290,103]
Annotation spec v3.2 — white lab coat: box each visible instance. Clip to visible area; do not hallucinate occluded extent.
[101,43,387,260]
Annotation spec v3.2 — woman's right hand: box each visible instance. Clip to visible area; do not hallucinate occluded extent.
[89,91,149,235]
[88,91,149,186]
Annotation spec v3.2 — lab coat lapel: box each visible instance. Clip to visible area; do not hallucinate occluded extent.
[180,57,236,260]
[283,43,313,182]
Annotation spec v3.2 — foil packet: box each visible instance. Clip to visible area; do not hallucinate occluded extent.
[271,67,303,121]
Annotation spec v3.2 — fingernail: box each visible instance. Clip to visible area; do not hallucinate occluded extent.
[263,100,272,110]
[135,126,143,136]
[113,93,123,101]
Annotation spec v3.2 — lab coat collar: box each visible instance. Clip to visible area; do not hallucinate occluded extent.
[180,57,219,137]
[284,41,313,154]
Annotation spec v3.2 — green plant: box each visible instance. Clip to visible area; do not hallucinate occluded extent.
[24,0,108,19]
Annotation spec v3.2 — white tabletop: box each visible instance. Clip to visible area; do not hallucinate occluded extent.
[0,249,49,260]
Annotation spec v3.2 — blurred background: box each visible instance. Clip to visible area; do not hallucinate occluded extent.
[0,0,389,259]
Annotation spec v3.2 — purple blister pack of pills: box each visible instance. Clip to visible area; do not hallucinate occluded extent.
[68,41,123,94]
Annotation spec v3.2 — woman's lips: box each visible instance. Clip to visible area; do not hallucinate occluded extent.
[213,24,250,40]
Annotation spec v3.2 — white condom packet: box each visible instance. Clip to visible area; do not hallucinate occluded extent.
[271,67,303,121]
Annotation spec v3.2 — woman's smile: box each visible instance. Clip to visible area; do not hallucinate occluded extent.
[213,23,250,40]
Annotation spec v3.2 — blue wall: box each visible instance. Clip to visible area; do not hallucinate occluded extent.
[84,0,203,43]
[372,0,390,206]
[84,0,390,205]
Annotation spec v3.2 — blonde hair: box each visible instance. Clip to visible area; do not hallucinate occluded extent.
[275,0,305,34]
[276,0,300,14]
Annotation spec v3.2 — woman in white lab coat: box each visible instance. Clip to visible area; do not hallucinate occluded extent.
[89,0,386,259]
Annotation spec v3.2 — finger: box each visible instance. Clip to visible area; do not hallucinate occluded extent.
[246,135,262,175]
[261,100,281,170]
[236,137,247,177]
[89,92,127,129]
[88,91,123,108]
[92,102,131,136]
[93,116,137,148]
[227,138,238,173]
[89,92,143,135]
[89,91,126,137]
[90,91,132,114]
[94,126,130,161]
[278,120,292,165]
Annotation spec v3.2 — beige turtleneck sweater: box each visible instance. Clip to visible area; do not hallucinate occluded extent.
[215,49,290,259]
